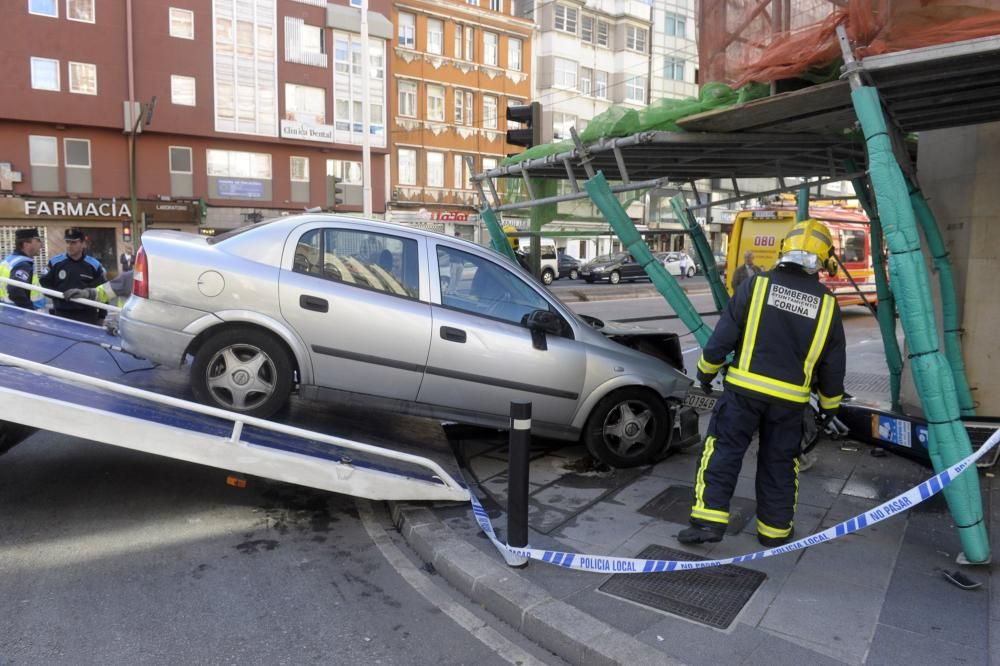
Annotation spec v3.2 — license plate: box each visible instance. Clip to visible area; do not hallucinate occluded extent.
[684,391,718,411]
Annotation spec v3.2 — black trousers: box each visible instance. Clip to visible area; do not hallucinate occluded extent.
[54,308,101,326]
[690,389,804,538]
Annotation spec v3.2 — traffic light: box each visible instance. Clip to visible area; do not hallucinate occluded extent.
[328,175,345,209]
[506,102,542,149]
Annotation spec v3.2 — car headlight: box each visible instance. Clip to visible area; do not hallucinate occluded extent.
[592,266,605,272]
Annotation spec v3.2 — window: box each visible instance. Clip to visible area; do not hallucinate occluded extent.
[507,37,521,71]
[482,157,497,171]
[206,149,272,178]
[490,0,501,10]
[398,80,417,117]
[213,0,278,137]
[552,112,575,140]
[397,148,416,185]
[398,12,415,48]
[554,57,576,89]
[65,138,91,168]
[664,57,685,81]
[171,75,196,106]
[581,16,593,43]
[328,158,362,184]
[426,19,443,55]
[350,0,361,6]
[170,146,193,174]
[436,247,550,326]
[626,26,647,53]
[426,151,444,187]
[454,25,463,58]
[626,76,646,103]
[285,83,326,123]
[69,62,97,95]
[596,20,609,47]
[464,91,474,125]
[67,0,94,22]
[29,136,58,166]
[30,57,59,91]
[595,70,609,98]
[483,95,498,129]
[554,5,577,33]
[294,229,419,299]
[841,231,865,263]
[483,32,498,66]
[169,7,194,38]
[665,13,686,38]
[579,67,592,95]
[290,156,309,182]
[285,18,326,66]
[464,26,474,60]
[29,0,57,17]
[332,32,387,146]
[454,89,465,124]
[454,154,471,190]
[426,84,445,122]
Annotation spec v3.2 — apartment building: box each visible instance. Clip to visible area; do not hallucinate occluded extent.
[387,0,533,237]
[0,0,391,275]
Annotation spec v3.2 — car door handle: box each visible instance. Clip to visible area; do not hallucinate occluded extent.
[440,326,466,343]
[299,294,329,313]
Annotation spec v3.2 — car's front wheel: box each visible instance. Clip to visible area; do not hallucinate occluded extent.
[569,269,579,280]
[192,328,293,418]
[609,270,621,284]
[542,268,555,285]
[583,388,671,467]
[687,266,696,277]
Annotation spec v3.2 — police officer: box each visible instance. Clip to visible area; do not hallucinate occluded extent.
[40,228,107,325]
[679,219,846,548]
[0,228,44,310]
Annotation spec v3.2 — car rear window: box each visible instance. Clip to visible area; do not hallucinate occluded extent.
[207,219,281,244]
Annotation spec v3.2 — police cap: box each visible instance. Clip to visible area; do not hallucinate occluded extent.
[64,228,86,242]
[15,228,41,242]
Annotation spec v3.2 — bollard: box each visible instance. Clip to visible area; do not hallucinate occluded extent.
[507,400,532,567]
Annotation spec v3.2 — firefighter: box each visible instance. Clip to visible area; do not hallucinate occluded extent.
[678,219,846,548]
[40,228,107,325]
[0,228,44,310]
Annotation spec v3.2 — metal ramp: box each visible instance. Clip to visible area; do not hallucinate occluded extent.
[0,303,468,503]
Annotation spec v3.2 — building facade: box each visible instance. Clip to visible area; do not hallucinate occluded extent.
[0,0,391,276]
[387,0,533,239]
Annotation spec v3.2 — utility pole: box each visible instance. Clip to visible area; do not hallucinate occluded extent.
[129,96,157,241]
[360,0,373,217]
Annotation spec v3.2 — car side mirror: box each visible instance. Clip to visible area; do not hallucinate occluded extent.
[524,309,563,350]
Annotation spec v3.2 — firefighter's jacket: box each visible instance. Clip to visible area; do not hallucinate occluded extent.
[697,266,846,411]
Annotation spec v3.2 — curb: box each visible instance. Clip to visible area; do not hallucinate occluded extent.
[389,502,686,666]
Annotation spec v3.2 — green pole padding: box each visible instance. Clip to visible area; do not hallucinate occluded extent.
[670,195,729,312]
[587,173,712,347]
[852,86,988,563]
[907,179,976,417]
[848,163,903,410]
[796,185,810,222]
[480,207,518,263]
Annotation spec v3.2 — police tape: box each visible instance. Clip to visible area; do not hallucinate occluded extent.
[472,428,1000,572]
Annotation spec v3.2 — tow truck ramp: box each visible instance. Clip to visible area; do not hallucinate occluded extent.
[0,303,468,503]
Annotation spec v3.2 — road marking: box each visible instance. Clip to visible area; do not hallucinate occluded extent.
[356,500,549,666]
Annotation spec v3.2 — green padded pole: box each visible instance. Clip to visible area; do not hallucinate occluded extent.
[587,173,712,347]
[847,162,903,410]
[670,195,729,312]
[852,85,988,563]
[796,184,810,222]
[480,207,518,263]
[907,179,976,417]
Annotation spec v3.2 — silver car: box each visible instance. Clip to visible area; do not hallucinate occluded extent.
[120,215,693,467]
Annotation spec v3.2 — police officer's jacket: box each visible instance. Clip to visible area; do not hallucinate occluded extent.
[0,251,41,309]
[40,253,106,314]
[698,265,846,411]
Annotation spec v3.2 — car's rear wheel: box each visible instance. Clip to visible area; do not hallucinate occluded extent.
[542,268,555,285]
[569,269,579,280]
[192,328,293,418]
[609,270,621,284]
[687,266,696,277]
[583,388,671,467]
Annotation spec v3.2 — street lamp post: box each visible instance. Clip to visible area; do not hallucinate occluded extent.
[128,96,156,242]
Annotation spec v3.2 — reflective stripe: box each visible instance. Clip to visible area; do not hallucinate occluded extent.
[802,294,835,385]
[726,367,811,403]
[793,456,799,516]
[698,356,724,374]
[691,507,729,524]
[757,519,792,538]
[784,227,833,245]
[818,392,843,410]
[738,277,769,372]
[692,436,730,524]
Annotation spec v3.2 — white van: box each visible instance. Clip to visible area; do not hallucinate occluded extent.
[512,236,559,285]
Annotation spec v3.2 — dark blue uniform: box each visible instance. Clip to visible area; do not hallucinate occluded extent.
[3,251,38,310]
[40,252,107,324]
[691,265,846,544]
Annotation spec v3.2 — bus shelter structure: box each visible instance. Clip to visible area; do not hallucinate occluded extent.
[471,33,1000,564]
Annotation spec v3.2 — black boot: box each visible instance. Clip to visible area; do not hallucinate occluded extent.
[677,522,725,544]
[757,530,794,548]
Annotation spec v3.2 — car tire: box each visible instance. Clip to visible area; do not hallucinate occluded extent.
[609,270,621,284]
[192,328,294,418]
[569,269,579,280]
[687,266,696,277]
[583,388,671,468]
[542,268,555,285]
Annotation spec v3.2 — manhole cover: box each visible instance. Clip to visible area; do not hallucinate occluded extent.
[638,485,755,535]
[598,544,766,629]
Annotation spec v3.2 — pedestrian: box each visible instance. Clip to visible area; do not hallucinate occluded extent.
[65,271,133,334]
[40,228,108,325]
[119,246,134,272]
[678,219,846,548]
[731,250,762,289]
[0,228,44,310]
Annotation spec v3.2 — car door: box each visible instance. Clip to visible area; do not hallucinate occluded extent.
[622,254,646,280]
[418,243,586,425]
[278,224,432,401]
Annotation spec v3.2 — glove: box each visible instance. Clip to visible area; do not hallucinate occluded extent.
[818,407,837,423]
[696,369,716,395]
[64,288,97,300]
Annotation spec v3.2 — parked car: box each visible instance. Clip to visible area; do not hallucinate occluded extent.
[655,252,696,278]
[515,239,559,285]
[120,215,695,467]
[695,251,727,278]
[556,252,581,280]
[579,253,650,284]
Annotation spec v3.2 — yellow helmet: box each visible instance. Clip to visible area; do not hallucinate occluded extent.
[778,219,837,275]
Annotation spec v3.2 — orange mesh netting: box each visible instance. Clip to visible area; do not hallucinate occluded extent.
[699,0,1000,87]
